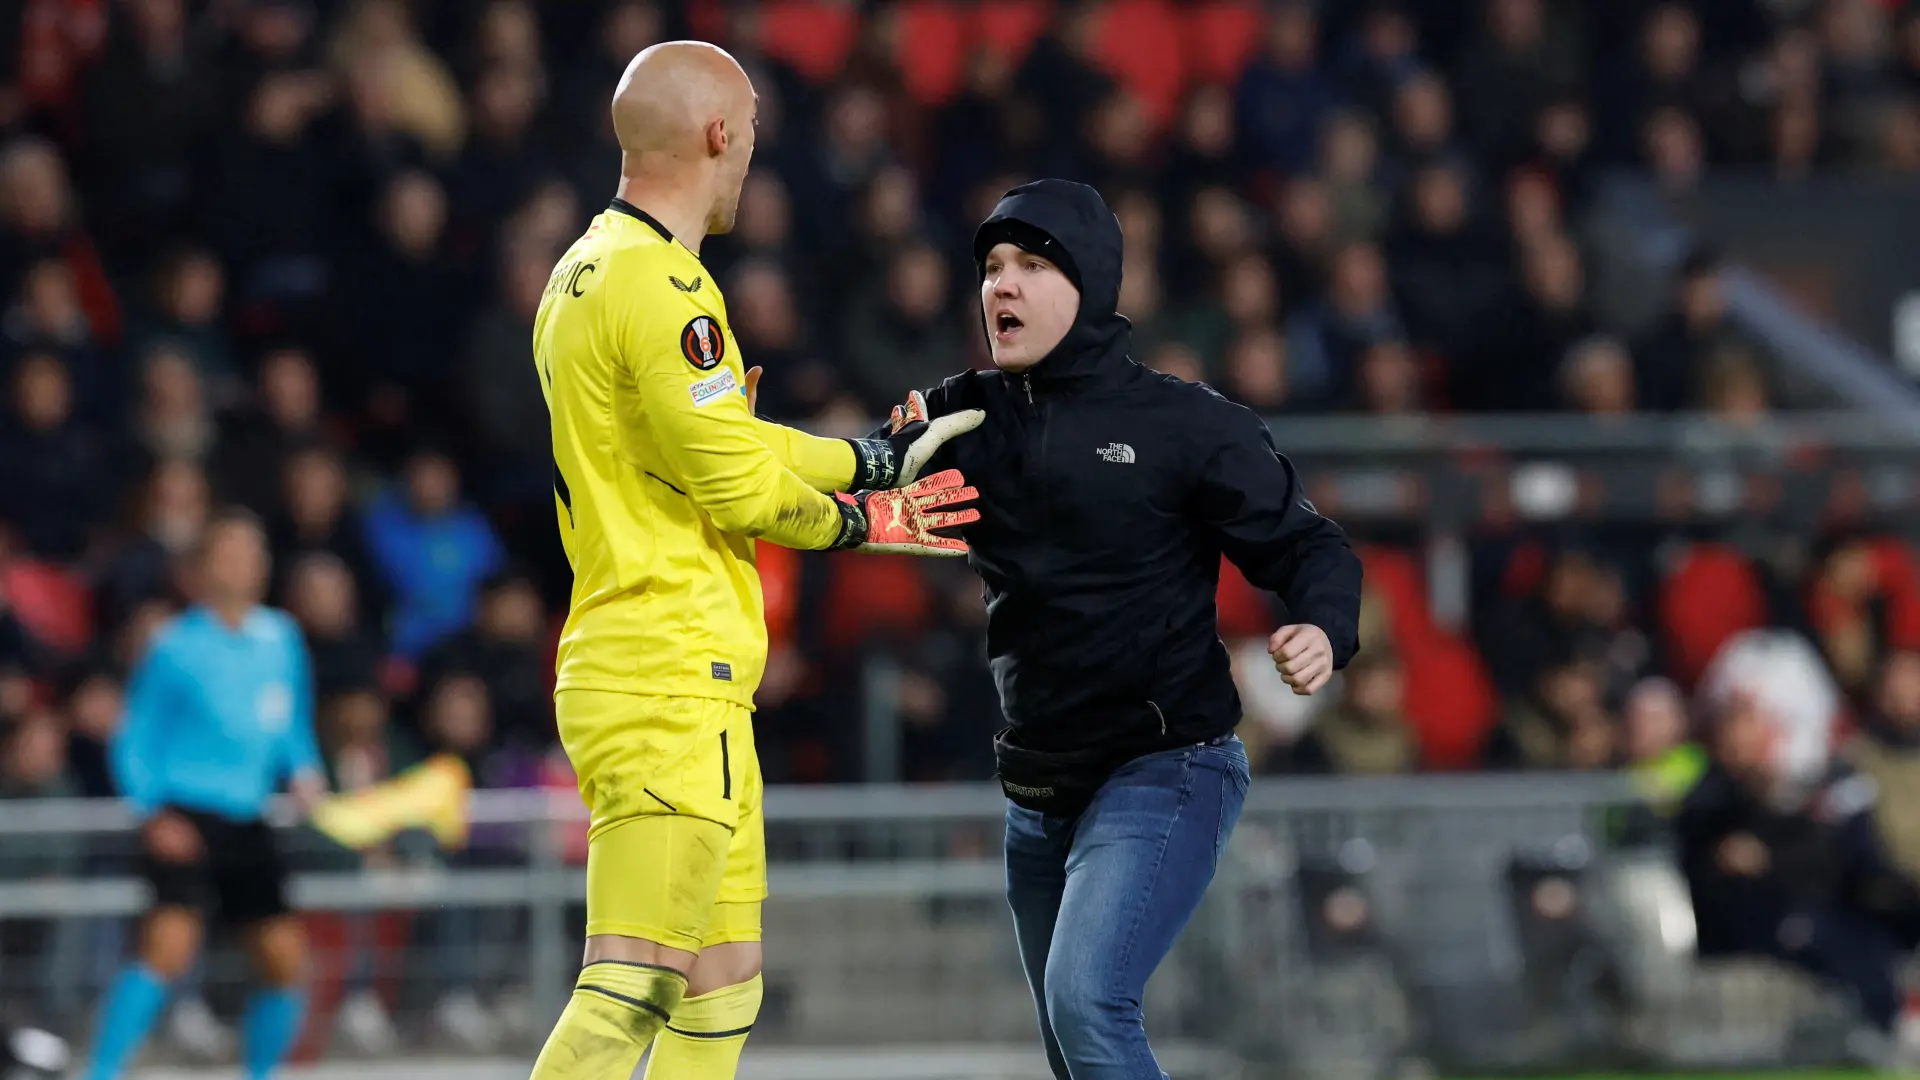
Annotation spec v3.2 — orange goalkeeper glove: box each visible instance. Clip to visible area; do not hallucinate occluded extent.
[831,468,980,556]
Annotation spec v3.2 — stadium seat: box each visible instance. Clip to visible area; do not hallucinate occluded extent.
[821,552,933,656]
[1355,544,1437,647]
[898,1,972,106]
[759,540,803,650]
[1658,544,1768,689]
[1400,634,1497,771]
[756,1,863,84]
[1182,0,1266,88]
[1216,556,1275,640]
[0,559,92,655]
[1089,0,1188,128]
[974,0,1054,66]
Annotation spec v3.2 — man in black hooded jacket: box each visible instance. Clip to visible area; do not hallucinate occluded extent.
[892,179,1363,1079]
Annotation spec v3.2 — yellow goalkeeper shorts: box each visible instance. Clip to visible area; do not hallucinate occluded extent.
[556,690,765,951]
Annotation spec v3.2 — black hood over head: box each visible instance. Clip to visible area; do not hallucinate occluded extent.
[973,179,1131,385]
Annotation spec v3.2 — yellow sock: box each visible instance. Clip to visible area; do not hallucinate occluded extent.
[530,960,687,1079]
[642,974,763,1080]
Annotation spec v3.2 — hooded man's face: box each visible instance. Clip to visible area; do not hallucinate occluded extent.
[981,241,1080,372]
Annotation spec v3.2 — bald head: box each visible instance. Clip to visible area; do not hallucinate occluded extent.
[608,42,759,241]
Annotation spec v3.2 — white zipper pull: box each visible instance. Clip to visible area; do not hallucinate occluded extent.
[1023,374,1034,404]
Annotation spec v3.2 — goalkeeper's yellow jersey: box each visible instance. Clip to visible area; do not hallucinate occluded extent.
[533,198,856,706]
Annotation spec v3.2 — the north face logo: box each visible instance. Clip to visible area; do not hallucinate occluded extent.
[1096,443,1136,464]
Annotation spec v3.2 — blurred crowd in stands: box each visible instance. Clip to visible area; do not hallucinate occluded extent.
[4,0,1920,809]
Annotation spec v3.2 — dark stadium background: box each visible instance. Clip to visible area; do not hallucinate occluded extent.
[9,0,1920,1077]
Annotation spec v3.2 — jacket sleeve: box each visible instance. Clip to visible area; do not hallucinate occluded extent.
[622,295,848,550]
[1191,406,1363,667]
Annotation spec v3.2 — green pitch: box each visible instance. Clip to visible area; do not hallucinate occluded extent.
[1456,1073,1879,1079]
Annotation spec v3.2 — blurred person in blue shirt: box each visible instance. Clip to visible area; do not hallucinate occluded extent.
[362,446,504,658]
[85,508,327,1080]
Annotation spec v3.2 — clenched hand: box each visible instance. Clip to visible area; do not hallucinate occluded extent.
[1269,624,1333,696]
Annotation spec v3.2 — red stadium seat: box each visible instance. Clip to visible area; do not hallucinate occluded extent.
[1216,556,1274,640]
[1401,634,1498,771]
[0,559,92,654]
[821,552,932,655]
[1091,0,1187,128]
[898,1,973,106]
[975,0,1054,66]
[1357,544,1437,647]
[758,540,803,650]
[1183,0,1266,87]
[757,1,863,84]
[1658,543,1768,689]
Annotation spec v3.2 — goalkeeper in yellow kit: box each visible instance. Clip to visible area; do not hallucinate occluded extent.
[528,40,984,1080]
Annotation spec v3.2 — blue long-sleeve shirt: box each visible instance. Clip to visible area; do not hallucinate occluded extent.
[111,606,323,820]
[362,492,504,658]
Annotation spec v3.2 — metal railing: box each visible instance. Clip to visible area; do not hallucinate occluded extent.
[0,775,1868,1078]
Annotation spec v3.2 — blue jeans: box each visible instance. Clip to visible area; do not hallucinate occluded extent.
[1004,736,1250,1080]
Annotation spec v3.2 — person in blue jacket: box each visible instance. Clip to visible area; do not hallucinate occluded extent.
[362,446,504,658]
[85,508,328,1080]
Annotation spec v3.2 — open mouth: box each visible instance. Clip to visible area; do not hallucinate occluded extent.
[994,312,1024,338]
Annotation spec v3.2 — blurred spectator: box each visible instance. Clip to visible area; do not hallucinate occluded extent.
[5,256,107,414]
[1355,338,1423,414]
[1236,0,1334,179]
[1288,240,1402,405]
[0,137,120,346]
[321,687,397,794]
[1482,652,1618,770]
[464,242,549,478]
[1699,343,1772,427]
[1339,2,1424,122]
[0,708,78,1021]
[129,247,233,398]
[842,242,967,410]
[76,0,211,268]
[1014,2,1115,176]
[347,169,466,421]
[1453,0,1583,170]
[1679,676,1920,1032]
[327,0,466,162]
[1286,646,1416,774]
[1222,328,1291,413]
[133,343,214,468]
[364,448,504,658]
[1597,4,1715,164]
[1388,159,1505,371]
[729,257,837,419]
[270,443,385,626]
[1848,651,1920,882]
[97,457,208,626]
[200,69,336,313]
[219,345,329,516]
[1637,248,1737,413]
[1388,69,1461,168]
[416,569,549,751]
[286,552,383,702]
[1472,231,1595,411]
[446,63,547,263]
[1560,336,1638,416]
[1161,85,1238,217]
[0,351,111,559]
[1319,110,1388,242]
[1485,544,1647,701]
[897,574,998,783]
[1622,675,1704,817]
[62,665,123,799]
